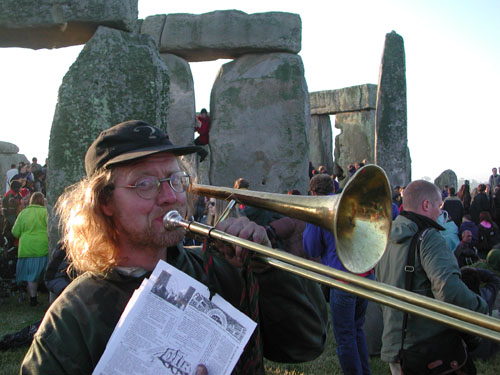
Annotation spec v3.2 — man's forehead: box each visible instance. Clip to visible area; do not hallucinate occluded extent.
[116,152,179,173]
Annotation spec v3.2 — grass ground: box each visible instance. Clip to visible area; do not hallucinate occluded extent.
[1,290,500,375]
[0,289,50,375]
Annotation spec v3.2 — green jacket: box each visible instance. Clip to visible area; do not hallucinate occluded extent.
[375,215,487,363]
[21,244,328,375]
[12,204,48,258]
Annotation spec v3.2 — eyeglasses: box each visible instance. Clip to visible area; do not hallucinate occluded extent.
[123,171,190,199]
[208,201,216,207]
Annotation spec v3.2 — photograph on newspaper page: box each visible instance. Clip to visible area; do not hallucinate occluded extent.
[93,260,257,375]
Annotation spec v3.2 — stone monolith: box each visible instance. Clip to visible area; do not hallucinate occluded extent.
[47,26,169,249]
[210,53,310,194]
[374,31,411,187]
[435,170,458,191]
[0,0,138,49]
[160,53,196,146]
[0,141,28,194]
[334,111,375,180]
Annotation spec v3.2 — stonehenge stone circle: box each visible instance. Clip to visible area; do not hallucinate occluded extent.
[1,2,413,236]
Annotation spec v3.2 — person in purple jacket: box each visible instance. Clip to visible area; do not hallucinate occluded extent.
[303,173,373,375]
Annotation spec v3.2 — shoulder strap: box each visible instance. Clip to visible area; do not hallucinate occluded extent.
[400,228,430,350]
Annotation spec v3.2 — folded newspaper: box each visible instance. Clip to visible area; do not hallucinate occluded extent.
[93,260,257,375]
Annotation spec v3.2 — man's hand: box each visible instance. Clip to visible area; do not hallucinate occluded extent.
[214,216,271,268]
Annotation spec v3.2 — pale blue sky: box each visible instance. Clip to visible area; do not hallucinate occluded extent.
[1,0,498,183]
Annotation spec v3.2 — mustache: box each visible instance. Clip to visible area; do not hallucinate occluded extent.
[155,206,186,229]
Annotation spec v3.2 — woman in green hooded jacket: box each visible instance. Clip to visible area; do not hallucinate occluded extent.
[12,192,48,306]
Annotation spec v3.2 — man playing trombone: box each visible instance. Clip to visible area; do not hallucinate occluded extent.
[21,120,328,375]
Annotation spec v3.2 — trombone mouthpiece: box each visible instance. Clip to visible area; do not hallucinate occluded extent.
[163,210,185,230]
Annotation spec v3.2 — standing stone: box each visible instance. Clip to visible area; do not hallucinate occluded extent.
[210,53,310,194]
[160,53,196,146]
[334,111,376,178]
[0,0,138,49]
[47,26,169,249]
[158,10,301,62]
[374,31,411,187]
[435,170,458,191]
[309,115,333,174]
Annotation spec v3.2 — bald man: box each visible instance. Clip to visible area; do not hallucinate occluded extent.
[375,180,487,375]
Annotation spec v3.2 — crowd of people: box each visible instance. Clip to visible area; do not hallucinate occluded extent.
[2,127,500,375]
[1,158,49,307]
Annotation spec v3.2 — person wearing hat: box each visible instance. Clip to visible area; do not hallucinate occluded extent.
[21,120,328,375]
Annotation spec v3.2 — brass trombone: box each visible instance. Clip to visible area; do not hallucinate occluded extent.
[163,165,500,342]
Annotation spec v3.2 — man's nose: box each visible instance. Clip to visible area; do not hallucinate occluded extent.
[156,181,177,204]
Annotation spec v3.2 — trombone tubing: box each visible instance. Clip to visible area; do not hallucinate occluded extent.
[259,256,500,343]
[165,212,500,342]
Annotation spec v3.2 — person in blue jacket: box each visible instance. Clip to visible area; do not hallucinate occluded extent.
[303,173,373,375]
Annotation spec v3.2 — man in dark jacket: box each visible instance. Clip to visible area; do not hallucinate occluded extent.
[470,184,491,224]
[442,186,464,227]
[454,230,480,267]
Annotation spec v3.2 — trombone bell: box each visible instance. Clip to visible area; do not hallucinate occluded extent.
[190,164,393,274]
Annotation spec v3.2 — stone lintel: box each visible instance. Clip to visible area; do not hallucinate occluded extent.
[0,0,138,49]
[158,10,301,62]
[310,84,377,115]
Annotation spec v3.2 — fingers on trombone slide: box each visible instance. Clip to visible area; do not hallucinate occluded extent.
[214,216,271,268]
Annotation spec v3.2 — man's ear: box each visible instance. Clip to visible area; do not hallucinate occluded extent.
[101,198,114,217]
[421,199,429,212]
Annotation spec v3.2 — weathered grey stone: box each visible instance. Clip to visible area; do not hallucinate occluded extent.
[310,84,377,115]
[182,145,211,187]
[0,141,19,154]
[374,31,411,187]
[160,53,196,146]
[210,53,310,194]
[47,26,169,247]
[334,110,376,185]
[309,115,333,174]
[0,153,28,194]
[0,0,138,49]
[140,15,166,47]
[435,170,458,191]
[159,10,301,62]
